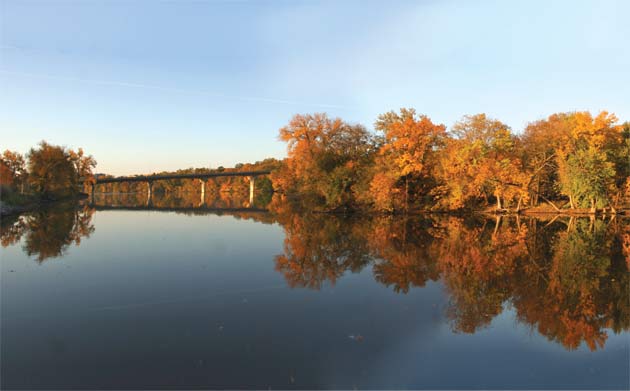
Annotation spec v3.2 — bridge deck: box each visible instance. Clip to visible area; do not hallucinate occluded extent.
[95,170,271,184]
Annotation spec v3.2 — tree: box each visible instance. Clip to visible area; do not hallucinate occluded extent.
[553,111,621,210]
[69,148,97,189]
[371,108,446,211]
[276,113,376,210]
[27,141,78,199]
[0,150,26,190]
[435,114,527,211]
[521,117,565,206]
[560,147,614,212]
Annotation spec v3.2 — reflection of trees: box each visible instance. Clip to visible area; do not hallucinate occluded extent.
[369,217,440,293]
[5,196,627,352]
[274,213,372,289]
[271,210,629,351]
[1,205,94,262]
[430,217,527,333]
[1,214,26,247]
[512,218,630,351]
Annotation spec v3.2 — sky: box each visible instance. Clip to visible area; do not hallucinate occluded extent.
[1,0,629,175]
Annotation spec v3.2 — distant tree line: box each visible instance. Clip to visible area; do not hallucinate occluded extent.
[1,141,96,201]
[94,158,280,204]
[272,110,630,214]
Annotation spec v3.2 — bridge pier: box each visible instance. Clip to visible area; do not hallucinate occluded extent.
[249,176,255,206]
[92,170,271,208]
[146,181,153,206]
[199,179,205,206]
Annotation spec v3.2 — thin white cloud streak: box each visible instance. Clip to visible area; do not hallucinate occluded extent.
[0,69,351,110]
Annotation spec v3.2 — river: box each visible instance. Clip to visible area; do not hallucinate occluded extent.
[1,198,628,389]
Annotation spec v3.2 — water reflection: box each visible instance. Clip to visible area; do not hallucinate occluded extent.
[272,212,629,352]
[1,204,94,262]
[2,194,628,353]
[93,185,272,210]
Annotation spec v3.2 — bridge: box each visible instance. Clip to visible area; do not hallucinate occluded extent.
[92,204,269,214]
[90,170,272,206]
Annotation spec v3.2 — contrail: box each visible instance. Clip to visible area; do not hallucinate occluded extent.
[0,69,351,110]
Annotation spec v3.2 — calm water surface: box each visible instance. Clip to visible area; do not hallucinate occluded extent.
[1,200,629,389]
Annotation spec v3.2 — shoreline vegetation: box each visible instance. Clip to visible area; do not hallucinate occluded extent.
[2,109,629,217]
[1,141,94,217]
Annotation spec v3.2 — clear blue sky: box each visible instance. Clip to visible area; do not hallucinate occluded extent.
[1,0,628,175]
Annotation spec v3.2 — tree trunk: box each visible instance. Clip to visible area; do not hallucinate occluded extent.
[569,195,575,209]
[590,198,596,214]
[496,194,502,211]
[404,177,409,214]
[540,196,561,212]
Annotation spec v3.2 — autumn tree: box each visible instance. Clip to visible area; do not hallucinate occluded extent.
[68,148,97,190]
[370,108,446,212]
[521,116,565,206]
[27,142,78,199]
[275,113,376,210]
[435,114,527,211]
[0,150,26,190]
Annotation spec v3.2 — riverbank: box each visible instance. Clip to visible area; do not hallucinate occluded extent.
[0,193,89,218]
[0,192,39,217]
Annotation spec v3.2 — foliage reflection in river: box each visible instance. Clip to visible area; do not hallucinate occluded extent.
[2,195,628,353]
[269,208,630,352]
[1,204,94,262]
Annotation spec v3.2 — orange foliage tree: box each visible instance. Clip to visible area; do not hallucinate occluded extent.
[371,108,447,212]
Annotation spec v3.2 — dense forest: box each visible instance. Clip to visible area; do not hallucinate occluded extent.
[2,109,629,214]
[272,109,630,214]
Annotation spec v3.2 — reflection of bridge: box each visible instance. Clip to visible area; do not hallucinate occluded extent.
[91,205,269,213]
[91,170,271,206]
